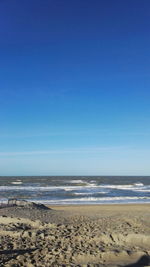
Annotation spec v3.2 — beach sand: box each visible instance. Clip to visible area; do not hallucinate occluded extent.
[0,203,150,266]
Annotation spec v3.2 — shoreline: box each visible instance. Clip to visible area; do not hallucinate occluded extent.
[49,202,150,207]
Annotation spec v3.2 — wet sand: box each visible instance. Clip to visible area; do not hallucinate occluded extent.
[0,204,150,266]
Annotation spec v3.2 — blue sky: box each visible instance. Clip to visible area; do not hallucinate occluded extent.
[0,0,150,175]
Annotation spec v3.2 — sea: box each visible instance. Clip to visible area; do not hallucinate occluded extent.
[0,176,150,205]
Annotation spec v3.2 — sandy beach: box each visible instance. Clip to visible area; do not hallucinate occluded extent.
[0,203,150,266]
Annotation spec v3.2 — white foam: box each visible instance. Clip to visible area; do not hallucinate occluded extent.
[97,184,146,191]
[131,189,150,192]
[0,183,147,192]
[74,191,107,196]
[64,188,74,192]
[69,180,87,184]
[74,192,95,196]
[0,186,71,191]
[28,196,150,205]
[133,182,144,186]
[11,182,22,185]
[0,185,98,191]
[57,196,150,202]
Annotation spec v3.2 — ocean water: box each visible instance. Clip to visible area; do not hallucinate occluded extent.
[0,176,150,205]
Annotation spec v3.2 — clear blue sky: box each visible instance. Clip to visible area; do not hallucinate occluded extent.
[0,0,150,175]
